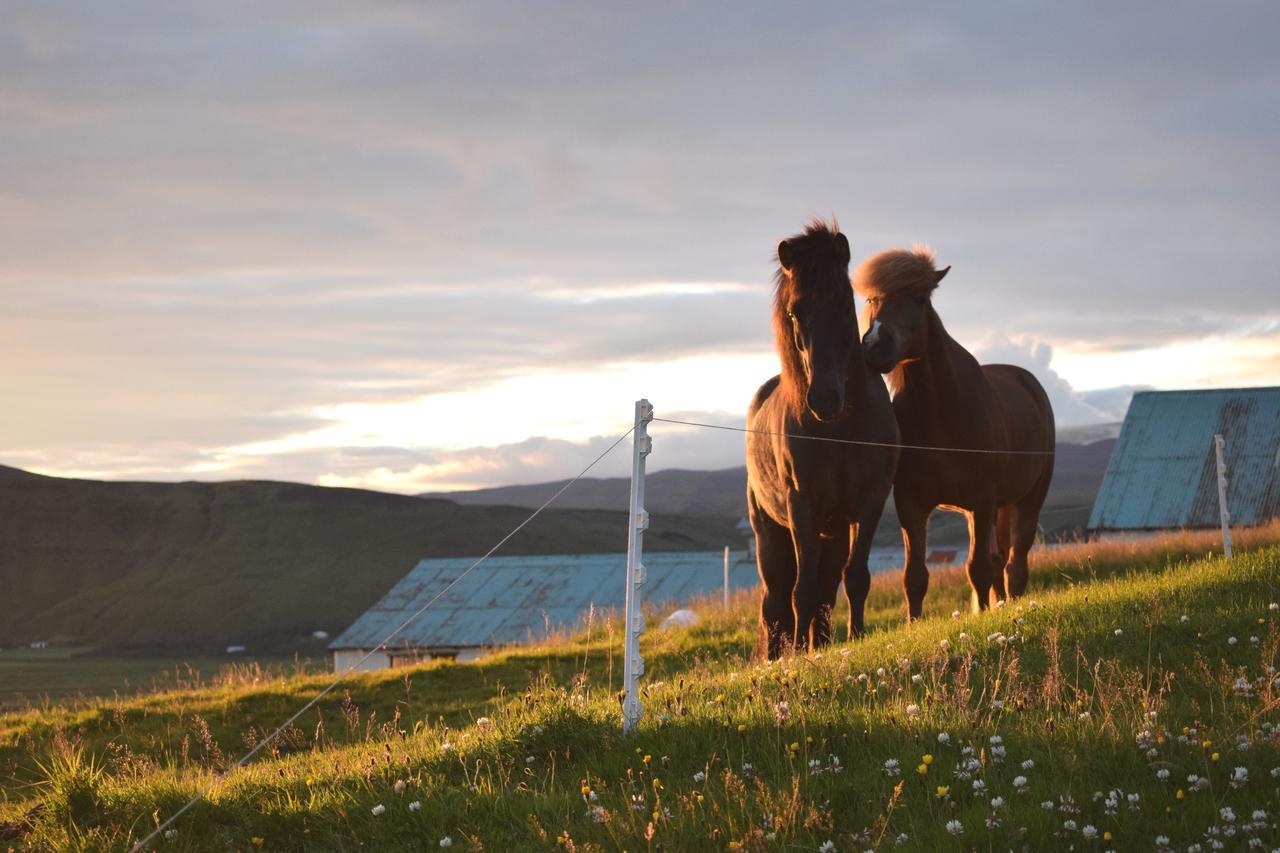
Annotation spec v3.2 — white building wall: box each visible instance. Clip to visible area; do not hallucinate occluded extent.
[332,648,391,673]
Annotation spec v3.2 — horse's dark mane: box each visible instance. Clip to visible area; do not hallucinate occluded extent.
[772,218,849,416]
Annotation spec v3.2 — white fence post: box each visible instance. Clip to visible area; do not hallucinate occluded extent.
[1214,433,1233,559]
[723,545,730,613]
[622,399,653,734]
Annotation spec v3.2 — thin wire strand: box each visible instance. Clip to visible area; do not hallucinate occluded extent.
[652,417,1056,455]
[130,425,636,852]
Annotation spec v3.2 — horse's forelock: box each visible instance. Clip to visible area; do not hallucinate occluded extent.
[853,246,940,298]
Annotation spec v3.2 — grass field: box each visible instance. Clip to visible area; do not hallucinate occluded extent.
[0,650,324,711]
[2,525,1278,850]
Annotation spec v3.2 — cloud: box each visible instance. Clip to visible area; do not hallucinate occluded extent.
[2,1,1279,486]
[971,334,1140,427]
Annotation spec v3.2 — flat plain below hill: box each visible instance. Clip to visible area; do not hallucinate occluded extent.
[0,465,737,658]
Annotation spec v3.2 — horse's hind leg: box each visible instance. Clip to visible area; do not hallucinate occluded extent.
[846,499,885,638]
[750,490,796,659]
[1006,468,1052,598]
[989,510,1012,603]
[965,503,998,612]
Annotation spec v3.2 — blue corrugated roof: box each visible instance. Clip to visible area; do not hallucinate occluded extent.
[1087,387,1280,531]
[330,551,761,651]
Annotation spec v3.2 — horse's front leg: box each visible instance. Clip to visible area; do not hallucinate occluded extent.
[812,526,850,648]
[846,498,886,638]
[787,496,822,653]
[965,502,998,612]
[898,493,931,622]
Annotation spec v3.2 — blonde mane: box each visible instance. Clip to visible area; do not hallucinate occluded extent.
[852,244,940,298]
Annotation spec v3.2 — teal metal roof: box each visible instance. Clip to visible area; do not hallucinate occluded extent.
[1087,387,1280,531]
[330,551,760,652]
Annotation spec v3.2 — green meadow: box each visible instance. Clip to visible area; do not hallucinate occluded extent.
[2,526,1277,850]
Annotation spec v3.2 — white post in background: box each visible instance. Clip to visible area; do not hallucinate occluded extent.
[622,399,653,734]
[1214,433,1233,559]
[723,546,730,613]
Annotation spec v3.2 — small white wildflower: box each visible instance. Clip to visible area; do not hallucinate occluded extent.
[1082,824,1097,839]
[1220,805,1236,822]
[1155,835,1169,846]
[911,674,923,685]
[440,742,453,753]
[1013,775,1028,789]
[894,833,909,846]
[1231,766,1248,788]
[408,800,422,812]
[1270,602,1279,611]
[952,610,961,619]
[371,804,386,816]
[1063,819,1077,831]
[991,699,1004,710]
[1114,628,1123,636]
[905,703,920,718]
[394,779,406,794]
[439,837,453,848]
[1041,800,1055,809]
[1157,768,1170,780]
[972,779,987,796]
[693,770,706,783]
[1229,636,1238,645]
[1180,615,1189,623]
[939,638,950,650]
[475,716,491,727]
[819,841,836,853]
[164,829,178,839]
[1021,759,1035,770]
[959,632,970,641]
[882,758,901,777]
[937,732,951,745]
[945,819,963,835]
[876,667,886,677]
[991,795,1005,808]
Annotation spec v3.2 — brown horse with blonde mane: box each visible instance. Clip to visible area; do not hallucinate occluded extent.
[856,246,1054,618]
[746,220,899,658]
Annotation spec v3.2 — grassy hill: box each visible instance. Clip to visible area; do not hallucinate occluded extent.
[0,465,737,655]
[2,524,1276,850]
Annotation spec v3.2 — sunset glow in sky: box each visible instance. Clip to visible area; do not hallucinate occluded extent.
[3,3,1278,493]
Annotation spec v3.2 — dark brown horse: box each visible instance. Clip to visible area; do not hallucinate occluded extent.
[746,221,899,658]
[856,246,1054,618]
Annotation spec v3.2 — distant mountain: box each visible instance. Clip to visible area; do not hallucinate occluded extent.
[0,468,737,654]
[427,438,1118,544]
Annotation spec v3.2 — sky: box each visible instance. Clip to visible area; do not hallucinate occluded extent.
[3,2,1278,493]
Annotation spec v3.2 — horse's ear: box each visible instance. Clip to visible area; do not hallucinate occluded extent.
[834,232,850,265]
[935,265,951,284]
[777,239,794,272]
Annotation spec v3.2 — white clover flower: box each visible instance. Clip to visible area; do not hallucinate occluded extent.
[409,800,422,812]
[883,758,901,777]
[991,699,1004,710]
[475,716,491,727]
[952,610,961,619]
[991,795,1005,808]
[1013,775,1028,789]
[1021,759,1035,770]
[937,732,951,745]
[972,779,987,795]
[1081,824,1097,839]
[1270,602,1279,611]
[1063,819,1077,831]
[693,770,706,783]
[911,674,923,685]
[1114,628,1123,636]
[945,819,963,835]
[1231,767,1248,788]
[1220,806,1236,822]
[959,632,970,641]
[905,703,921,718]
[439,837,453,848]
[819,841,836,853]
[1180,615,1189,623]
[894,833,909,846]
[876,667,886,677]
[1155,835,1169,846]
[164,829,178,839]
[1229,636,1238,645]
[1157,768,1170,780]
[440,742,453,753]
[371,804,386,816]
[1041,800,1055,809]
[939,639,950,650]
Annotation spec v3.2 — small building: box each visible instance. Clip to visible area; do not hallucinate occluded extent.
[329,551,760,672]
[1088,387,1280,534]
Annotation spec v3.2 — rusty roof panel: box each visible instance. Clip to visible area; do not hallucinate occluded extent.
[1088,387,1280,531]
